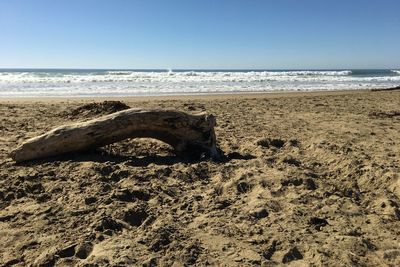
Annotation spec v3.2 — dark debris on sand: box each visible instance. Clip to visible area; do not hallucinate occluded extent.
[369,110,400,118]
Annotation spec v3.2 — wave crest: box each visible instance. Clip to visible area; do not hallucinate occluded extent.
[1,69,400,97]
[391,70,400,75]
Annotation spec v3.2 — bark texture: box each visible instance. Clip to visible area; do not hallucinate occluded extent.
[10,108,220,163]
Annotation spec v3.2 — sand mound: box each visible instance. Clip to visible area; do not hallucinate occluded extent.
[64,100,130,119]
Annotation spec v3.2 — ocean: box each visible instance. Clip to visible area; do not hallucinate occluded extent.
[0,69,399,97]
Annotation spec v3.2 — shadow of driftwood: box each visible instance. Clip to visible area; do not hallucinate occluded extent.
[16,149,188,167]
[15,147,256,167]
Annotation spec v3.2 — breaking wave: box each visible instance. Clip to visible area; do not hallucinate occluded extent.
[391,70,400,75]
[0,69,399,97]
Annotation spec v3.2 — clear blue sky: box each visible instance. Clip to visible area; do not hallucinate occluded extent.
[1,0,399,69]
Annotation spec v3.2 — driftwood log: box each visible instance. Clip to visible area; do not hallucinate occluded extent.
[10,109,220,163]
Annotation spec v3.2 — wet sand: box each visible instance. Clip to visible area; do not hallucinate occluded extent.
[1,90,399,266]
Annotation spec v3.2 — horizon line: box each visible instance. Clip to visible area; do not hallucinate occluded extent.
[0,67,399,71]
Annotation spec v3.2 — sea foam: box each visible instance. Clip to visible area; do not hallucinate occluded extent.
[0,69,399,97]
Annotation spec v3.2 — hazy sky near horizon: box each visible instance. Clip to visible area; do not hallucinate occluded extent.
[1,0,399,69]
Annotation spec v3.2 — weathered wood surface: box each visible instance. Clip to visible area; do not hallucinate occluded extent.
[10,109,220,163]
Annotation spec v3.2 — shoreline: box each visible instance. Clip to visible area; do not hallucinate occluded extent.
[0,88,395,103]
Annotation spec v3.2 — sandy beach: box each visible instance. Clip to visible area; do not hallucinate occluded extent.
[1,90,399,266]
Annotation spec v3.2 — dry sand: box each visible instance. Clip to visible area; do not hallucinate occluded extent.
[0,90,399,266]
